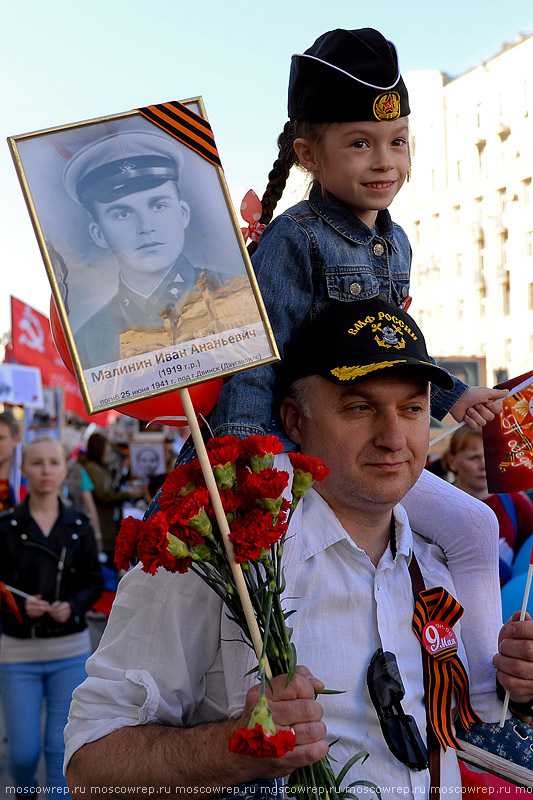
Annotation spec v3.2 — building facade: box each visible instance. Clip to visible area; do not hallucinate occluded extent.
[392,34,533,384]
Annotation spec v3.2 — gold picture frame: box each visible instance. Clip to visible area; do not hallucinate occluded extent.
[8,98,278,414]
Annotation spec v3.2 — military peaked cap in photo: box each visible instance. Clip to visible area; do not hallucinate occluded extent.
[288,27,410,122]
[64,130,184,208]
[278,298,454,395]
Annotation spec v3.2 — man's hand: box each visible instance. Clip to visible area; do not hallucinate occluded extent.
[494,612,533,706]
[236,665,329,776]
[451,386,507,430]
[25,594,50,619]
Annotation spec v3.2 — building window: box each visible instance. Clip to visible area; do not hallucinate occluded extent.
[529,283,533,310]
[524,178,532,207]
[456,160,463,182]
[498,230,508,270]
[502,277,511,316]
[527,231,533,259]
[476,141,486,173]
[456,253,462,276]
[413,220,421,246]
[497,187,507,215]
[505,338,512,364]
[479,286,486,317]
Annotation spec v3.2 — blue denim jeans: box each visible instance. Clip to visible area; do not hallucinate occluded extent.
[0,653,88,794]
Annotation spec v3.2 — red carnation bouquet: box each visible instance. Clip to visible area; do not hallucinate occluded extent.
[116,435,378,797]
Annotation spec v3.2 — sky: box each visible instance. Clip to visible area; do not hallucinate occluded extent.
[1,0,533,339]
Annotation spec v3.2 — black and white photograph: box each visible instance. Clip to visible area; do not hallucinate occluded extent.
[129,440,166,481]
[9,99,277,414]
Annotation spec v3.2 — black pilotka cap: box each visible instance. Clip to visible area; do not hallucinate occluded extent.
[288,28,410,122]
[277,298,454,395]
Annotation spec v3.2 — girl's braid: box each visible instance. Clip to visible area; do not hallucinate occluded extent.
[247,121,297,256]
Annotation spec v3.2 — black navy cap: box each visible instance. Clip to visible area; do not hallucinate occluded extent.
[288,28,410,122]
[64,130,184,208]
[278,298,453,394]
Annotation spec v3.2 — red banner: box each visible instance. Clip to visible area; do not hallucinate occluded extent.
[10,296,110,424]
[483,369,533,493]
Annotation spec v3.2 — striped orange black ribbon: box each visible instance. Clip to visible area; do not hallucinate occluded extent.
[412,587,481,750]
[138,101,222,168]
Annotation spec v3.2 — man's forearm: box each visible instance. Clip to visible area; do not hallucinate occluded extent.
[66,720,269,795]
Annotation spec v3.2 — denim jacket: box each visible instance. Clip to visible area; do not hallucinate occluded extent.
[210,183,466,438]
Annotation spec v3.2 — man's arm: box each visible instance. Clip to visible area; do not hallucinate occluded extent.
[66,669,328,795]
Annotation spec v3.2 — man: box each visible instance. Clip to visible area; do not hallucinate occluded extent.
[0,411,25,512]
[63,129,222,369]
[65,299,533,794]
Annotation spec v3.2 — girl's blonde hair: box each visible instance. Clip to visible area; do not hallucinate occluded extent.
[22,435,66,465]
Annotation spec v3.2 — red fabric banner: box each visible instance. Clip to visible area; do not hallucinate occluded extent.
[9,296,110,424]
[483,369,533,493]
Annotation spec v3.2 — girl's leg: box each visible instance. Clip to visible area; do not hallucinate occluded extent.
[43,654,89,791]
[403,468,502,721]
[0,662,44,792]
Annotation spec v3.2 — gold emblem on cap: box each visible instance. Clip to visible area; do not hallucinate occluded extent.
[373,92,401,121]
[331,360,408,381]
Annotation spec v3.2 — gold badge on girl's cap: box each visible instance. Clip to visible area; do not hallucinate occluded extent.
[373,92,401,121]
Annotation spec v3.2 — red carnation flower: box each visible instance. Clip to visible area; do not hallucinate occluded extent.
[137,512,184,575]
[115,516,144,570]
[288,453,331,482]
[171,487,211,527]
[159,463,203,510]
[238,468,289,510]
[166,517,205,550]
[206,436,241,467]
[229,509,286,562]
[241,435,284,460]
[218,488,242,516]
[228,724,295,758]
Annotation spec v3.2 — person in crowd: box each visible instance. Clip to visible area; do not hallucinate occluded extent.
[0,410,26,513]
[0,436,103,796]
[65,300,533,795]
[443,427,533,584]
[80,433,144,566]
[64,455,103,550]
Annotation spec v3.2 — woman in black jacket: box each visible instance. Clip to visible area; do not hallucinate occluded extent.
[0,436,103,796]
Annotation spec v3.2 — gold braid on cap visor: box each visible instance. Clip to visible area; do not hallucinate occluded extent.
[330,360,408,381]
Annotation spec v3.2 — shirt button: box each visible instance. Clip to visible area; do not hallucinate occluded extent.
[373,242,385,257]
[349,282,362,296]
[378,292,387,301]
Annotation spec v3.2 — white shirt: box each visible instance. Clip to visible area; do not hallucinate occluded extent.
[65,469,466,795]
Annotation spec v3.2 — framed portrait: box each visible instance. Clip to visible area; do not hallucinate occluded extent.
[24,386,63,442]
[9,99,278,414]
[435,356,486,388]
[129,440,166,481]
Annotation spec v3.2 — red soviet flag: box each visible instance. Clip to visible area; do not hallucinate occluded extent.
[10,296,109,422]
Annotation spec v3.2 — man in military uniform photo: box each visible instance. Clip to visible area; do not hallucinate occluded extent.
[64,129,222,370]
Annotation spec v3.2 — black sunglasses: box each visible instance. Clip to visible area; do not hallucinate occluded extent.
[367,648,429,771]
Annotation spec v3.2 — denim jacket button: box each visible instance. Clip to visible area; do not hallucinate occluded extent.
[378,292,387,301]
[373,242,385,256]
[349,282,362,296]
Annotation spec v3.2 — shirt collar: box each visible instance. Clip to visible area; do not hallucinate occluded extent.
[118,254,196,305]
[299,487,413,563]
[307,182,396,249]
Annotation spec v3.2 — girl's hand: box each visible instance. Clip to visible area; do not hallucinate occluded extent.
[25,594,51,618]
[450,386,507,429]
[48,600,73,623]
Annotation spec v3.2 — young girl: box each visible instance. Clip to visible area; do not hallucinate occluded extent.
[206,27,511,731]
